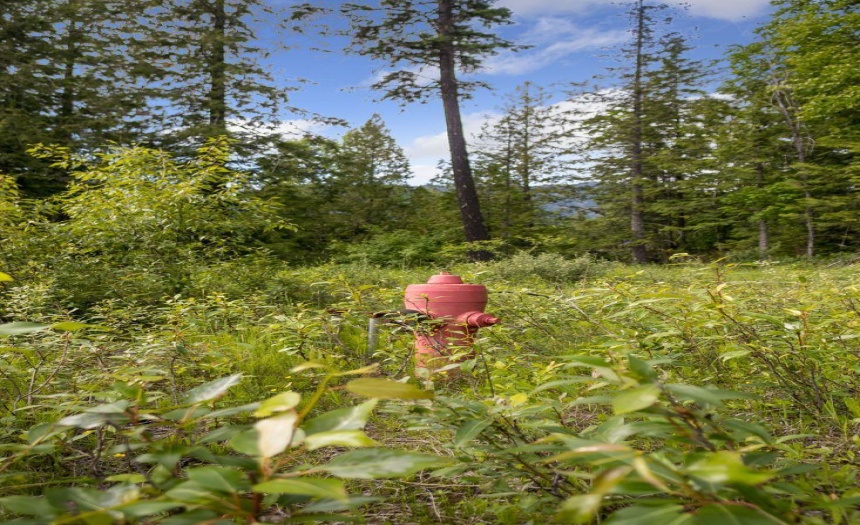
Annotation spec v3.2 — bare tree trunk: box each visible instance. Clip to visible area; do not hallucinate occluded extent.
[208,0,227,134]
[756,162,769,257]
[58,0,79,144]
[629,0,648,264]
[437,0,491,261]
[771,72,814,257]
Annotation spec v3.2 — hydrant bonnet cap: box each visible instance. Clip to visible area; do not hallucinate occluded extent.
[427,272,464,284]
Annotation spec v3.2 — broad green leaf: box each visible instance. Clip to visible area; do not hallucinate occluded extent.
[0,495,57,517]
[254,391,301,417]
[690,504,788,525]
[59,404,131,429]
[48,485,140,513]
[27,422,63,444]
[321,448,449,479]
[345,378,433,400]
[0,272,13,282]
[303,430,378,451]
[605,505,691,525]
[332,364,380,377]
[255,411,297,458]
[163,481,215,504]
[105,473,147,484]
[253,478,348,501]
[162,406,210,421]
[557,494,603,524]
[204,402,260,419]
[135,448,184,470]
[719,350,751,362]
[592,466,633,494]
[666,384,754,407]
[0,322,50,336]
[723,420,773,443]
[303,400,378,435]
[297,495,383,515]
[119,501,184,519]
[628,356,657,381]
[687,451,774,486]
[51,321,106,332]
[291,361,329,372]
[186,466,250,493]
[228,429,259,456]
[613,384,661,415]
[160,509,224,525]
[183,374,243,404]
[454,418,493,448]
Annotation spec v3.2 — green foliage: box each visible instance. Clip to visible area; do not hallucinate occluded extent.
[9,139,290,309]
[482,252,606,284]
[0,332,441,523]
[2,260,860,523]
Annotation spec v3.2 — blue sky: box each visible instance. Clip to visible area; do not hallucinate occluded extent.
[254,0,775,184]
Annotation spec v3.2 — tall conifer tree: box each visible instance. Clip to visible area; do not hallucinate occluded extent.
[151,0,287,149]
[327,0,521,259]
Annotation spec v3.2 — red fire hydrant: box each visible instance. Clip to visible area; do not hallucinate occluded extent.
[404,272,499,370]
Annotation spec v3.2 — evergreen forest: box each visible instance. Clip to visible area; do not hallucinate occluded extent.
[1,0,859,523]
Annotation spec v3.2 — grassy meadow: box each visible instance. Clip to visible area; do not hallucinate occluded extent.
[1,255,859,524]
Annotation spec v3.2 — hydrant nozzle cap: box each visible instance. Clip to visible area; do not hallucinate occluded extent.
[427,272,464,284]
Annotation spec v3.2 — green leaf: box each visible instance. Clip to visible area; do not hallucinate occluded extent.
[254,391,301,417]
[253,478,348,501]
[228,429,260,456]
[557,494,603,524]
[719,350,751,362]
[345,378,433,400]
[160,509,224,525]
[628,356,657,381]
[255,411,297,458]
[163,481,215,504]
[135,447,184,470]
[119,501,184,519]
[687,451,774,486]
[0,322,50,336]
[605,505,691,525]
[58,403,131,429]
[666,384,754,407]
[203,402,260,419]
[303,400,378,435]
[613,384,661,415]
[690,504,788,524]
[183,374,243,404]
[321,448,449,479]
[51,321,107,332]
[186,466,250,493]
[303,430,378,451]
[0,495,57,517]
[331,364,380,377]
[291,361,329,372]
[105,473,148,484]
[454,418,493,448]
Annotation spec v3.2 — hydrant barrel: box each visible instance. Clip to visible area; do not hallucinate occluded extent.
[403,272,499,371]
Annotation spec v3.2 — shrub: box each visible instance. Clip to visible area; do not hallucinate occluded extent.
[485,251,605,284]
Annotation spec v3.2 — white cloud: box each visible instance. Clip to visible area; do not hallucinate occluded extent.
[483,19,628,75]
[498,0,603,16]
[403,92,619,184]
[499,0,771,21]
[405,111,499,159]
[683,0,771,21]
[409,164,440,185]
[404,111,499,184]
